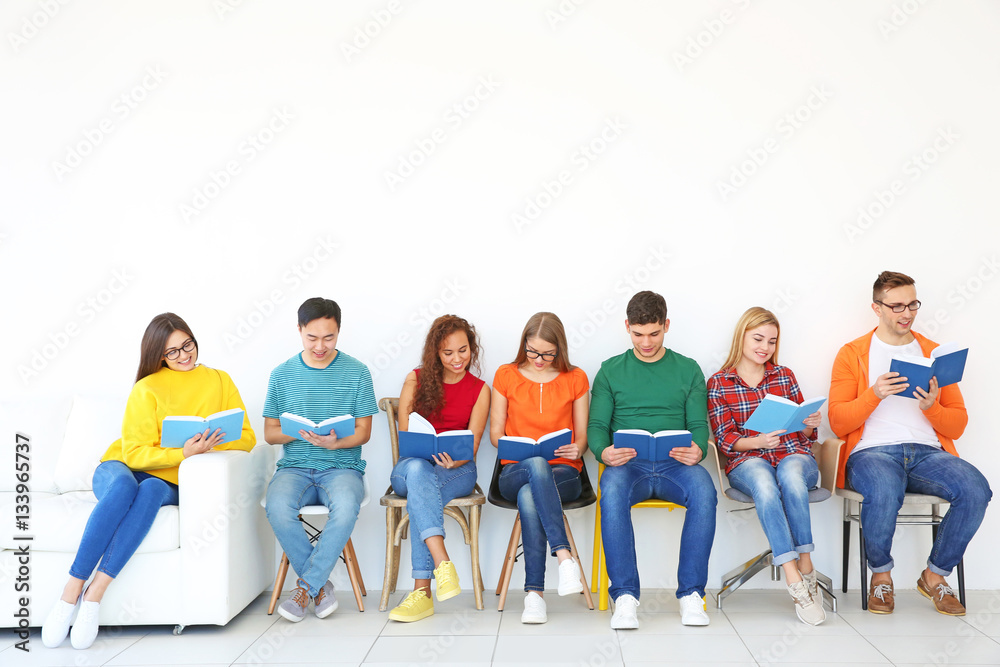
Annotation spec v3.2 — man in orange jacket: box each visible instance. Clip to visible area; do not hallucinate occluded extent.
[829,271,990,616]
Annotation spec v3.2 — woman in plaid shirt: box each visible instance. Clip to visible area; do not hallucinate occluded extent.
[707,307,826,626]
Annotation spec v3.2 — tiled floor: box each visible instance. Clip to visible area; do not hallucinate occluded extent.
[9,588,1000,666]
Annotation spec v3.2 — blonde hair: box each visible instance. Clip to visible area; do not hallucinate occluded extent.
[719,307,781,371]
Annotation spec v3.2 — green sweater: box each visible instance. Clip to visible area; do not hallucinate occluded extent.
[587,348,710,461]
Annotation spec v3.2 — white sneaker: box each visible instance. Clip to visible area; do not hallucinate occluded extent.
[70,600,101,649]
[788,580,826,626]
[557,557,584,596]
[678,592,710,626]
[41,596,79,648]
[610,594,639,629]
[521,591,547,624]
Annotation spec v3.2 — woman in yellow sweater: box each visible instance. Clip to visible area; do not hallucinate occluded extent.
[41,313,256,650]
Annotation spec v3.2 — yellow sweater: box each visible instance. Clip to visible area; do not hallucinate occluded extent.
[101,364,256,484]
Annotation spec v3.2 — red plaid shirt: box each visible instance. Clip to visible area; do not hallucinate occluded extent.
[707,363,817,475]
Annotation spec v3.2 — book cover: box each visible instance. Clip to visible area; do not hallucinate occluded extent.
[889,342,968,399]
[498,428,572,461]
[279,413,355,439]
[161,408,244,448]
[742,395,826,434]
[399,413,475,461]
[613,429,692,461]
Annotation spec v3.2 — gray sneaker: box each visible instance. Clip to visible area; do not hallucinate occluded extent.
[314,581,339,618]
[788,580,826,626]
[278,579,310,622]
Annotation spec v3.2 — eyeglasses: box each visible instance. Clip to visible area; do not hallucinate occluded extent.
[525,348,558,362]
[874,300,921,313]
[164,339,196,360]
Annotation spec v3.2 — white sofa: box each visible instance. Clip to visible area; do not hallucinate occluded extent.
[0,394,274,634]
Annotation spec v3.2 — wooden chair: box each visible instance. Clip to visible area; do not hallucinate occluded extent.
[710,439,838,611]
[264,473,370,614]
[833,439,966,610]
[377,397,486,612]
[488,455,596,611]
[589,461,685,611]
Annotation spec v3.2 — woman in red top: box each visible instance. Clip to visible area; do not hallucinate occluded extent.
[707,307,825,626]
[490,312,589,624]
[388,315,490,623]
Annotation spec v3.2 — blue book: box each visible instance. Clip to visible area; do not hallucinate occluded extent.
[498,428,572,461]
[743,395,826,434]
[889,342,968,399]
[279,412,355,439]
[398,413,474,461]
[613,429,692,461]
[161,408,244,448]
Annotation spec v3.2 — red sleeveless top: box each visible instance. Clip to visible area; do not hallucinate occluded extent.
[414,368,485,433]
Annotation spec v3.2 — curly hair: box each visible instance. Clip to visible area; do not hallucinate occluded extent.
[412,315,482,419]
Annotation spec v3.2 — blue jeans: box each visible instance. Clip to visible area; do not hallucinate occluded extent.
[265,466,364,597]
[727,454,817,566]
[390,457,477,579]
[846,443,992,576]
[70,460,179,580]
[499,458,582,592]
[599,458,717,600]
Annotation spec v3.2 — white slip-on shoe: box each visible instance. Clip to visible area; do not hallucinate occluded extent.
[521,591,547,624]
[678,592,710,626]
[42,595,80,648]
[557,557,584,596]
[70,600,101,650]
[610,594,639,629]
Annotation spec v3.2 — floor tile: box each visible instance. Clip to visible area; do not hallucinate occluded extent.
[107,630,259,665]
[725,611,857,636]
[619,634,755,663]
[739,634,891,664]
[234,634,377,664]
[3,634,142,666]
[494,634,622,664]
[865,634,1000,664]
[626,612,738,635]
[841,608,982,636]
[364,635,497,663]
[499,608,617,635]
[262,601,389,637]
[621,663,758,667]
[382,610,501,636]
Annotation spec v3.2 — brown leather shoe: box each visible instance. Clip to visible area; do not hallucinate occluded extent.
[917,574,966,616]
[867,581,894,614]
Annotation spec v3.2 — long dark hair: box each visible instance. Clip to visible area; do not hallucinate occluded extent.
[135,313,198,384]
[510,311,574,373]
[412,315,481,419]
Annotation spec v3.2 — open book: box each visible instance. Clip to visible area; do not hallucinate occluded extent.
[161,408,244,448]
[279,413,355,439]
[742,395,826,434]
[889,342,968,399]
[498,428,571,461]
[613,429,692,461]
[398,412,474,461]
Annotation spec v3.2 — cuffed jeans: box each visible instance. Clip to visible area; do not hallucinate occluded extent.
[846,443,992,576]
[599,458,717,600]
[265,466,363,597]
[390,457,477,579]
[727,454,817,566]
[498,458,582,592]
[70,460,179,580]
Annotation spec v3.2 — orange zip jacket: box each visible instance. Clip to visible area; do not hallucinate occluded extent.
[828,328,967,488]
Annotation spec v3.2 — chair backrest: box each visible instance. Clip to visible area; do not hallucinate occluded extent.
[818,438,843,493]
[709,440,733,497]
[378,397,402,467]
[488,454,598,510]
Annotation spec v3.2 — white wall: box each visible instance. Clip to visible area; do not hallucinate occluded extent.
[2,1,999,593]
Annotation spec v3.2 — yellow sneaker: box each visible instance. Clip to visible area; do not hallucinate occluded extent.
[433,560,461,601]
[388,589,434,622]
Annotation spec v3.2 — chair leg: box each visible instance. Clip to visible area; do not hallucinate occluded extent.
[380,508,398,612]
[268,552,290,615]
[598,541,610,612]
[346,539,367,596]
[591,492,602,594]
[859,523,868,611]
[564,514,594,610]
[470,505,484,611]
[957,558,966,608]
[342,538,365,612]
[842,514,850,594]
[717,550,773,609]
[391,513,409,595]
[496,517,520,596]
[497,515,521,612]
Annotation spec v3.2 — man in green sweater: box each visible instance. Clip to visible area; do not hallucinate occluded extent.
[588,291,717,629]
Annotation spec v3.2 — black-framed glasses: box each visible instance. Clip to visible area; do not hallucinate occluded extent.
[874,299,921,313]
[525,348,558,362]
[164,339,196,360]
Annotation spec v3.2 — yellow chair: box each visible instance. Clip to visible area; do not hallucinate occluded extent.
[589,461,684,611]
[377,397,486,612]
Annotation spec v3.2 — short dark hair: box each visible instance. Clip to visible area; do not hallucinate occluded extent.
[626,291,667,325]
[872,271,915,303]
[297,297,341,328]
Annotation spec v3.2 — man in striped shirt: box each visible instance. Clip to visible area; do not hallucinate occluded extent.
[263,297,379,622]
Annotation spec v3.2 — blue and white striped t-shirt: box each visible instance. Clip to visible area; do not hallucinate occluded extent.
[263,350,378,472]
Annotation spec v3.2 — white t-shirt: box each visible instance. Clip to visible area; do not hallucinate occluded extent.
[853,335,940,453]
